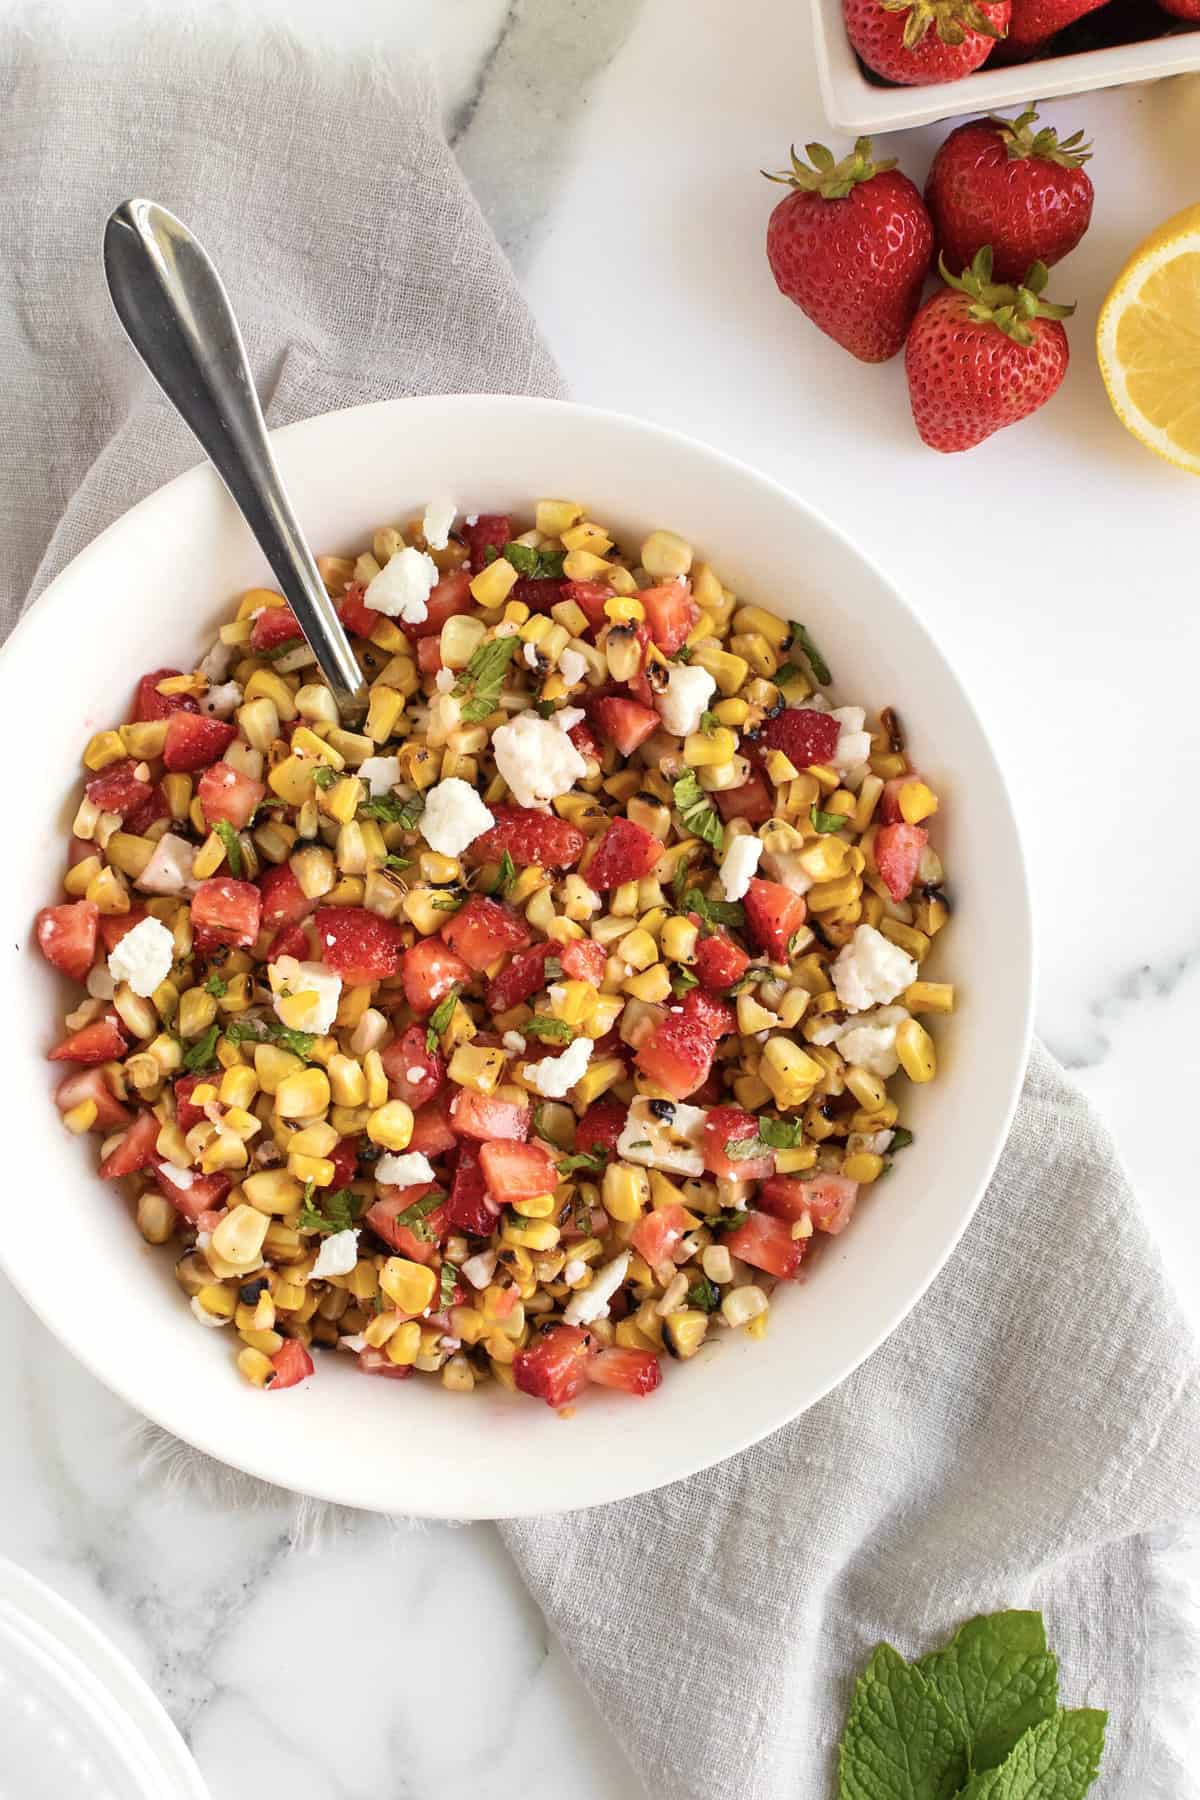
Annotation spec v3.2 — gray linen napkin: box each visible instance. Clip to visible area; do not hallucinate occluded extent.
[2,26,1198,1800]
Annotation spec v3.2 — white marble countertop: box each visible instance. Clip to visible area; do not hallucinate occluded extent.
[2,2,1198,1795]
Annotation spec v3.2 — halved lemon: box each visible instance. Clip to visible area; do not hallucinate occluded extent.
[1096,201,1200,477]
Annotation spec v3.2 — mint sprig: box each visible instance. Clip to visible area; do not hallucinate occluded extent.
[673,770,724,852]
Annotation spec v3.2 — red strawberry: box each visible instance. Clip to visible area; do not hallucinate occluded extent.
[559,937,607,986]
[337,582,381,638]
[485,942,556,1014]
[54,1067,130,1132]
[761,1173,860,1235]
[97,1108,159,1177]
[743,879,807,961]
[400,938,472,1016]
[173,1072,210,1131]
[703,1107,775,1181]
[197,762,265,831]
[634,1008,715,1100]
[35,900,99,982]
[723,1210,806,1280]
[574,1100,627,1158]
[408,1096,459,1157]
[640,582,698,654]
[514,1325,594,1407]
[162,712,237,772]
[466,805,586,871]
[760,707,841,769]
[589,696,660,757]
[126,784,170,837]
[926,108,1094,284]
[365,1183,449,1265]
[99,908,147,953]
[48,1012,128,1064]
[905,249,1073,452]
[85,759,154,819]
[586,1346,662,1396]
[440,896,530,972]
[266,919,309,962]
[765,138,934,363]
[417,637,444,676]
[843,0,1010,84]
[404,570,474,641]
[191,877,262,952]
[450,1089,530,1143]
[585,818,663,891]
[258,864,313,932]
[1159,0,1200,13]
[683,989,736,1039]
[268,1340,314,1390]
[480,1139,559,1206]
[562,580,613,634]
[874,822,929,903]
[315,905,408,980]
[693,933,751,992]
[631,1202,691,1267]
[1007,0,1106,49]
[132,668,200,722]
[462,514,510,572]
[155,1166,232,1225]
[249,605,303,652]
[381,1024,444,1109]
[714,771,774,826]
[444,1144,502,1237]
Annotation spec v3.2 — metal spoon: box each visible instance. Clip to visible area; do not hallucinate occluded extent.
[103,198,368,722]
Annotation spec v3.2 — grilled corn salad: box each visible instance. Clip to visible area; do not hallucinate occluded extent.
[36,498,953,1407]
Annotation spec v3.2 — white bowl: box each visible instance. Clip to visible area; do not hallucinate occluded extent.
[0,396,1032,1518]
[810,0,1200,133]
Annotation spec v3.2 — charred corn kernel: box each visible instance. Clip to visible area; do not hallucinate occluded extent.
[190,831,227,881]
[730,631,777,679]
[623,964,671,1004]
[871,751,907,780]
[195,1283,237,1321]
[894,779,938,825]
[235,1346,276,1388]
[86,865,130,914]
[798,833,848,879]
[64,855,102,896]
[680,723,737,766]
[118,719,169,761]
[603,1163,649,1223]
[216,973,252,1016]
[663,1309,709,1358]
[253,818,296,864]
[500,1218,560,1252]
[721,1285,767,1329]
[325,1052,367,1107]
[737,991,779,1035]
[363,684,404,745]
[286,1122,338,1161]
[903,980,955,1015]
[690,645,749,695]
[291,725,343,768]
[603,593,645,626]
[287,1151,334,1186]
[730,604,788,648]
[274,1067,331,1119]
[324,728,372,768]
[561,519,613,557]
[845,1065,888,1112]
[243,667,298,722]
[237,695,281,753]
[379,1257,438,1314]
[83,729,126,772]
[294,681,340,725]
[402,888,449,935]
[315,776,360,826]
[533,498,583,536]
[807,873,862,913]
[511,1192,556,1221]
[661,915,700,964]
[199,1131,249,1175]
[366,1098,415,1150]
[105,831,155,880]
[639,529,692,578]
[177,987,217,1039]
[912,894,949,938]
[773,989,808,1031]
[760,1037,823,1109]
[210,1204,270,1271]
[582,993,625,1038]
[839,1151,885,1185]
[896,1018,936,1083]
[880,919,931,963]
[217,1065,259,1110]
[253,1044,303,1095]
[134,1188,175,1245]
[776,1144,819,1174]
[615,927,657,971]
[267,754,315,807]
[603,624,641,684]
[446,1044,505,1095]
[469,558,519,607]
[573,1056,625,1107]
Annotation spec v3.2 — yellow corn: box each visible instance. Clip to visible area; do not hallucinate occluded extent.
[602,1163,648,1223]
[366,1099,414,1150]
[380,1257,438,1314]
[386,1320,423,1366]
[469,560,519,606]
[500,1218,560,1251]
[683,726,737,768]
[274,1067,331,1119]
[895,1018,936,1083]
[760,1037,824,1109]
[903,980,955,1015]
[880,918,931,963]
[446,1044,505,1095]
[572,1056,625,1108]
[640,529,692,578]
[327,1053,368,1106]
[689,645,748,695]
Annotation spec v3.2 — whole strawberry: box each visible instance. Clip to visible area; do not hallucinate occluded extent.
[1007,0,1108,50]
[905,248,1074,451]
[926,108,1094,284]
[844,0,1011,84]
[764,139,933,363]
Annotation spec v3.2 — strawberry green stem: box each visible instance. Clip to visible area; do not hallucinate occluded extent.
[939,247,1076,346]
[879,0,1004,49]
[762,137,895,201]
[987,106,1093,167]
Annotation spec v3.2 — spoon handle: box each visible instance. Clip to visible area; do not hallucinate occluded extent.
[103,199,367,721]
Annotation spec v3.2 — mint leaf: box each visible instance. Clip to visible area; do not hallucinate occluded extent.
[838,1642,967,1800]
[811,803,848,834]
[439,1262,459,1307]
[670,966,699,995]
[495,849,517,896]
[204,972,228,998]
[523,1015,574,1042]
[454,634,518,722]
[673,771,724,852]
[312,764,339,791]
[918,1614,1058,1774]
[556,1148,607,1176]
[792,621,832,685]
[686,1274,719,1312]
[503,542,564,580]
[699,709,721,735]
[181,1025,220,1073]
[298,1186,363,1235]
[956,1712,1106,1800]
[374,1187,446,1243]
[213,818,243,877]
[425,985,461,1054]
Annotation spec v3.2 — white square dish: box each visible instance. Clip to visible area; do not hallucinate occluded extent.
[810,0,1200,133]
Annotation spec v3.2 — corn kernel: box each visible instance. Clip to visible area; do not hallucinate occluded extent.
[683,726,737,768]
[366,1098,415,1150]
[640,529,693,578]
[903,981,955,1015]
[380,1257,438,1314]
[274,1067,331,1119]
[896,1018,937,1083]
[760,1037,823,1110]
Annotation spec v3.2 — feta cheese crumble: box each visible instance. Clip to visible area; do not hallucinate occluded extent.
[720,833,763,902]
[435,668,456,693]
[200,680,242,719]
[365,546,439,623]
[835,1005,910,1077]
[655,662,716,738]
[106,914,175,997]
[832,925,918,1013]
[374,1150,436,1187]
[616,1097,708,1177]
[312,1229,360,1280]
[502,1030,527,1053]
[491,714,587,810]
[358,755,402,797]
[136,832,197,896]
[556,707,585,732]
[523,1035,593,1098]
[558,647,587,687]
[420,778,495,857]
[830,705,872,774]
[523,641,540,670]
[268,957,343,1034]
[421,497,456,551]
[563,1252,630,1327]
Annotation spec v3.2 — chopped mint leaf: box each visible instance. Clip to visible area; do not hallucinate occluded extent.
[430,891,465,913]
[756,1116,805,1149]
[439,1262,459,1308]
[181,1024,220,1074]
[425,986,460,1054]
[312,765,339,791]
[261,636,304,659]
[917,1613,1059,1776]
[495,850,517,897]
[379,1188,447,1243]
[360,790,421,826]
[557,1147,608,1176]
[837,1642,967,1800]
[670,966,699,996]
[503,542,565,580]
[685,887,744,931]
[671,644,693,663]
[890,1127,915,1153]
[673,771,724,852]
[811,804,848,834]
[213,818,242,878]
[382,853,411,872]
[699,710,721,735]
[686,1275,720,1313]
[534,699,557,718]
[225,1017,316,1059]
[773,661,802,686]
[792,621,832,686]
[298,1186,364,1235]
[454,634,518,723]
[523,1016,574,1042]
[204,972,228,998]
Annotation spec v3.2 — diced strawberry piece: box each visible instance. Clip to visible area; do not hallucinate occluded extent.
[714,771,774,826]
[35,900,99,982]
[125,783,171,837]
[510,576,567,613]
[874,823,929,904]
[328,1136,360,1186]
[98,1108,160,1177]
[98,908,148,953]
[761,1173,859,1235]
[466,805,586,872]
[258,864,313,932]
[197,761,266,830]
[760,706,841,769]
[441,896,530,972]
[684,989,736,1039]
[268,1339,314,1390]
[173,1072,210,1131]
[562,580,613,633]
[484,941,555,1014]
[631,1202,692,1267]
[249,605,302,652]
[365,1183,448,1265]
[585,817,663,891]
[416,637,444,674]
[480,1139,559,1206]
[589,696,660,757]
[567,719,601,762]
[463,514,511,573]
[337,582,380,638]
[315,906,407,981]
[408,1095,458,1157]
[880,775,930,825]
[132,668,200,721]
[634,1009,714,1100]
[559,937,607,986]
[640,581,698,654]
[444,1143,502,1237]
[162,712,237,773]
[586,1345,662,1396]
[398,943,469,1024]
[693,933,751,991]
[450,1089,530,1143]
[85,759,154,820]
[703,1107,775,1181]
[723,1210,805,1280]
[356,1347,413,1380]
[513,1325,594,1407]
[381,1024,444,1109]
[155,1165,232,1225]
[266,921,311,962]
[574,1100,627,1158]
[743,879,806,961]
[48,1013,128,1064]
[54,1067,130,1132]
[405,569,474,641]
[192,877,262,952]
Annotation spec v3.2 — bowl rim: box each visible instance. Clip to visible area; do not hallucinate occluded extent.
[0,393,1035,1515]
